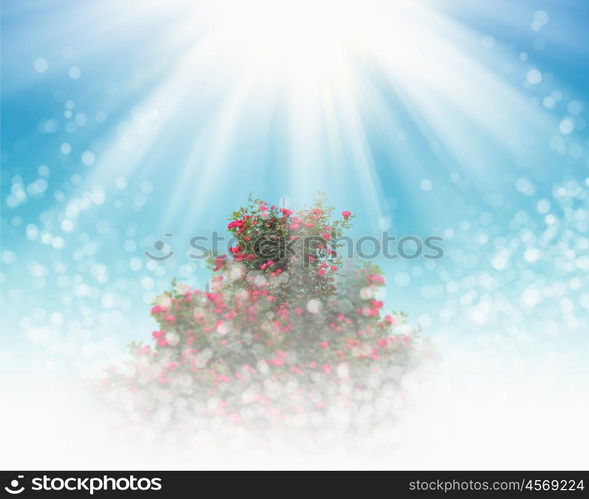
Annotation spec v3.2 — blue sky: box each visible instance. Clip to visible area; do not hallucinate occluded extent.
[1,0,588,356]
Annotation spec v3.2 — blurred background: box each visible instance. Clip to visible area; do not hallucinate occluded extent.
[1,0,588,468]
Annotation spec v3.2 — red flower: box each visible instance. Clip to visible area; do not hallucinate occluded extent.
[368,274,385,284]
[213,254,227,271]
[342,210,352,219]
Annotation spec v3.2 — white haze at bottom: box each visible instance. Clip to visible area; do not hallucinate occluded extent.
[1,330,587,470]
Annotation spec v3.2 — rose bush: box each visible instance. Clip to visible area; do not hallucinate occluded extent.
[101,197,423,433]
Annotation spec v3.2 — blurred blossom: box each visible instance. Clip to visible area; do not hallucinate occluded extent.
[0,0,588,459]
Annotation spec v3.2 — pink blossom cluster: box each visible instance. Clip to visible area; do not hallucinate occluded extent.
[100,198,422,431]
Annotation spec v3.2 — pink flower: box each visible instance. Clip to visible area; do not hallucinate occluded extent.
[280,208,293,216]
[317,269,325,277]
[321,364,332,374]
[213,254,227,271]
[319,341,329,348]
[342,210,352,219]
[228,245,241,255]
[321,232,330,241]
[368,274,385,284]
[384,314,397,325]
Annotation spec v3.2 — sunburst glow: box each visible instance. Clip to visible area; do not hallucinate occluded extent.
[73,0,557,227]
[2,0,589,470]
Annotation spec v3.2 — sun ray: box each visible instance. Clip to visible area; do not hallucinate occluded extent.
[66,0,563,229]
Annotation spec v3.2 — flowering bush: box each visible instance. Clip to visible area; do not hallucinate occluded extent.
[101,197,423,434]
